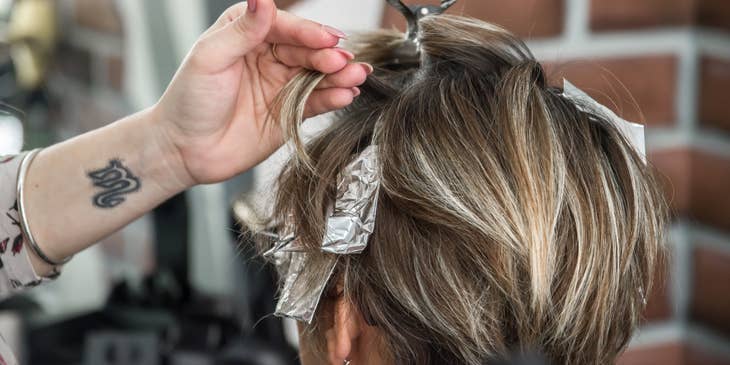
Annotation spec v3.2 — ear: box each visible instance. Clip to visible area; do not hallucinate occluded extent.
[327,295,363,364]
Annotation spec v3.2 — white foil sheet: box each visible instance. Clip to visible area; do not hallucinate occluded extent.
[270,146,380,323]
[321,146,380,254]
[562,79,646,163]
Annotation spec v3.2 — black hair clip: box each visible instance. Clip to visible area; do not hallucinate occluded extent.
[387,0,457,64]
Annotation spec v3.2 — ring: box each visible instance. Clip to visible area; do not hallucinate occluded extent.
[271,43,282,63]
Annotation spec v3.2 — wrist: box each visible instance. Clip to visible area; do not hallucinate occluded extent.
[143,107,197,192]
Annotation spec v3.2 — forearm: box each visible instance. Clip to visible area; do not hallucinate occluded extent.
[22,108,193,275]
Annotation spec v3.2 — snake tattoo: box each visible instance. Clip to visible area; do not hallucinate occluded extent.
[88,160,141,208]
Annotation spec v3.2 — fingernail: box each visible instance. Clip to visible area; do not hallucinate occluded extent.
[336,48,355,60]
[352,87,361,97]
[360,63,374,74]
[248,0,257,12]
[324,25,347,39]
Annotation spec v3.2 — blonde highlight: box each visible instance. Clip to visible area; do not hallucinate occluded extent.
[245,14,668,365]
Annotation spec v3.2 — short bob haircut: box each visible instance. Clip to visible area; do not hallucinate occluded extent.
[245,14,667,365]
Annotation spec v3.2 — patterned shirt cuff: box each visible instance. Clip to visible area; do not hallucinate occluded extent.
[0,153,58,299]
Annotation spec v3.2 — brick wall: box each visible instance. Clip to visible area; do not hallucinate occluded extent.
[51,0,128,138]
[384,0,730,363]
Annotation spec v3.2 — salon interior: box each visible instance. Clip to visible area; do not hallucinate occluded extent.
[0,0,728,364]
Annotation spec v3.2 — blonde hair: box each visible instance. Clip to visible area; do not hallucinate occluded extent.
[247,15,667,365]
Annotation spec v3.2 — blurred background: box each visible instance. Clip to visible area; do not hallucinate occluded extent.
[0,0,727,364]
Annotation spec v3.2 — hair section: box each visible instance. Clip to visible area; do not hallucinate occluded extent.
[248,15,668,365]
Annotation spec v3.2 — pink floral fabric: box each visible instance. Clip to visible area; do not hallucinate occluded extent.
[0,152,58,365]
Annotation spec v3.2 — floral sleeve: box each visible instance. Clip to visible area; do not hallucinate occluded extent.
[0,153,57,299]
[0,152,64,365]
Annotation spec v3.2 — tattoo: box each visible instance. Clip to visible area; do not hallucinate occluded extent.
[88,160,141,208]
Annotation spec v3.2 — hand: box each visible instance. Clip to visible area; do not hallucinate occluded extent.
[153,0,371,185]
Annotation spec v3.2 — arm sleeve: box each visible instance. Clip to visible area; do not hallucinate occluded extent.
[0,153,57,300]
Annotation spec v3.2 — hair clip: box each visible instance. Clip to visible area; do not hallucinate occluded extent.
[387,0,458,64]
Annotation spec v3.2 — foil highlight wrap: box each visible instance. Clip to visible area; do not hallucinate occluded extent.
[562,79,646,163]
[321,145,380,254]
[269,146,380,323]
[273,250,338,323]
[267,222,339,323]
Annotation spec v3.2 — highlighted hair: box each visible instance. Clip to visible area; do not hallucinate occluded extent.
[249,15,667,365]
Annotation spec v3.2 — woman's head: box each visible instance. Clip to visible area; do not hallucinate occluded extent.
[248,14,667,365]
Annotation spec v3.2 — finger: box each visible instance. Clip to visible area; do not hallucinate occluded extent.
[272,45,354,73]
[195,0,277,71]
[304,88,359,118]
[266,10,346,49]
[206,2,247,34]
[316,63,372,89]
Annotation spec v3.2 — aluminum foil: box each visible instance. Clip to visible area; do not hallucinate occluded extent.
[273,250,338,323]
[264,217,314,322]
[562,79,646,163]
[268,228,336,323]
[321,145,380,254]
[264,215,303,274]
[269,145,380,323]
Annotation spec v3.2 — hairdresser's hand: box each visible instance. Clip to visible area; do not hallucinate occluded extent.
[154,0,371,185]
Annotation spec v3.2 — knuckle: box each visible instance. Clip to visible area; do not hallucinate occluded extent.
[190,40,211,64]
[329,73,348,87]
[310,53,328,71]
[233,17,252,35]
[232,18,264,45]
